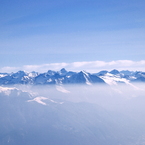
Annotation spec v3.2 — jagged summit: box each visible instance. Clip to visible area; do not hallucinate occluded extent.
[120,70,134,76]
[60,68,67,73]
[59,68,67,75]
[47,70,56,76]
[109,69,120,75]
[0,68,145,85]
[96,70,108,76]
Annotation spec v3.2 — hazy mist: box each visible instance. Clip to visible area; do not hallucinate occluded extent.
[0,84,145,145]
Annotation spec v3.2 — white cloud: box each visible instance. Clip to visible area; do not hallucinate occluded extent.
[1,60,145,73]
[0,66,20,73]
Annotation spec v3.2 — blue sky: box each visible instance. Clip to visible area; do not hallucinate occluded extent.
[0,0,145,72]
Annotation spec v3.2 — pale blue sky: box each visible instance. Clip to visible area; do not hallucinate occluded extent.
[0,0,145,71]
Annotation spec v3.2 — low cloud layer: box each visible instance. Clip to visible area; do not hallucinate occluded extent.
[1,60,145,73]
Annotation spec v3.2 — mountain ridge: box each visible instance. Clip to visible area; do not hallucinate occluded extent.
[0,68,145,85]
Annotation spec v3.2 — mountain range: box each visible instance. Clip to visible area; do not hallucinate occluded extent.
[1,69,145,145]
[0,68,145,85]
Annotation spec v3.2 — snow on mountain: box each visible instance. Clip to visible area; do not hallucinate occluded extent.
[0,73,8,78]
[58,68,68,76]
[27,96,48,105]
[28,71,39,77]
[65,71,90,84]
[99,72,141,90]
[56,85,70,93]
[63,71,105,85]
[100,72,129,85]
[34,73,51,84]
[47,70,56,76]
[132,71,145,82]
[0,68,145,86]
[82,71,92,85]
[95,69,145,90]
[0,69,105,85]
[1,69,145,145]
[30,69,105,85]
[120,70,135,76]
[0,85,64,106]
[27,96,64,105]
[1,84,145,145]
[0,85,37,98]
[0,71,36,85]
